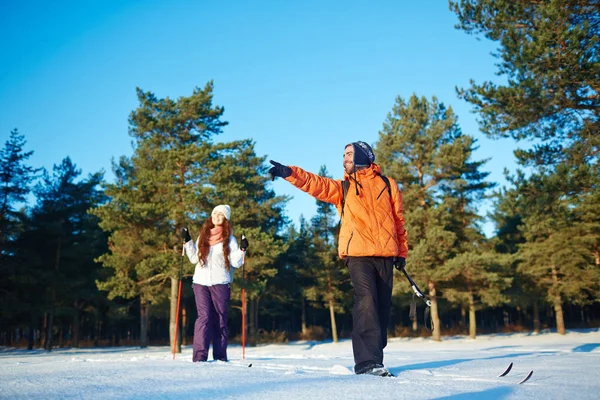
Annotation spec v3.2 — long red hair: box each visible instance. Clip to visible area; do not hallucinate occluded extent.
[198,218,232,270]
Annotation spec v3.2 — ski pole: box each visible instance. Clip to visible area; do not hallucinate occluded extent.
[398,265,431,307]
[241,234,246,360]
[172,242,185,360]
[397,265,434,331]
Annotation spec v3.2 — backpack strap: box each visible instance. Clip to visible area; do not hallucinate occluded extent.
[380,175,392,199]
[340,180,350,218]
[341,175,391,217]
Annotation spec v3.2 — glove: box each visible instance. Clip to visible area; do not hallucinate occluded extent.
[268,160,292,181]
[393,256,406,271]
[180,227,192,243]
[240,234,249,251]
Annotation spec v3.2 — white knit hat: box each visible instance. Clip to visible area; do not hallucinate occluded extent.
[211,204,231,220]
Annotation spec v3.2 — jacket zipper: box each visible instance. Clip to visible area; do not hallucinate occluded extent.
[345,231,354,254]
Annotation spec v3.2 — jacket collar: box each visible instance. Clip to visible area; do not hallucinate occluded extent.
[343,163,382,180]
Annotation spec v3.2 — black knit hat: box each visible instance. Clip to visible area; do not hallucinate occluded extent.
[351,141,375,167]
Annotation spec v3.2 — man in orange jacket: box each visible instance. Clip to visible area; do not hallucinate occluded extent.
[269,141,408,377]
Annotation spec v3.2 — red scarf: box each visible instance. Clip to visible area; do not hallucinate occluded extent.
[208,226,224,246]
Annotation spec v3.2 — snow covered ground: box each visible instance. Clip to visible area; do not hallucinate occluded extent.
[2,329,600,399]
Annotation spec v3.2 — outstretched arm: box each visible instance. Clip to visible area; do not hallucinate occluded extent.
[285,166,343,206]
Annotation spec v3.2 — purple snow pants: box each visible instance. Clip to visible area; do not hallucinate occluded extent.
[192,283,231,362]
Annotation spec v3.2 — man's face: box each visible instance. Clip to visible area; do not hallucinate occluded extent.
[343,145,355,174]
[211,212,226,226]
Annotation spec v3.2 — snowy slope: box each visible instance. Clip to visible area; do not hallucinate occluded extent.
[2,329,600,399]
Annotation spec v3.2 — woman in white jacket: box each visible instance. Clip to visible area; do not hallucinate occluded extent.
[181,205,248,362]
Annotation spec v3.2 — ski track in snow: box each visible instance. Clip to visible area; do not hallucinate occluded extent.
[1,329,600,399]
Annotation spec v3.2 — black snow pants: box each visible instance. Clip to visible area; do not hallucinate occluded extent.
[347,256,394,374]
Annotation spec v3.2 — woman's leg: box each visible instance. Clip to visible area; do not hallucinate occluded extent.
[192,284,213,362]
[209,284,230,361]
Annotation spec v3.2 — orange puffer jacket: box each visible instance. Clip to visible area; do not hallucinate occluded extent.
[285,163,408,259]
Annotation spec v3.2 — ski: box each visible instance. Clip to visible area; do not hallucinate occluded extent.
[498,362,513,377]
[517,370,534,384]
[498,362,534,384]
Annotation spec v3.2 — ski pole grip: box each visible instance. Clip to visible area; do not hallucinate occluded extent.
[401,267,431,307]
[240,233,248,253]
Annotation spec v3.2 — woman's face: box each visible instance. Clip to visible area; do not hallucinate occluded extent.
[212,212,226,226]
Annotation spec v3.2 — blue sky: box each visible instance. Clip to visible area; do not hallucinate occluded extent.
[0,0,519,236]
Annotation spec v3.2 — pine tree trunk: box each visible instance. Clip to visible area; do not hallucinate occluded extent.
[41,313,48,349]
[460,306,467,334]
[27,314,36,350]
[92,310,98,346]
[328,298,338,343]
[45,307,55,351]
[253,297,260,342]
[327,272,338,342]
[140,299,150,348]
[95,319,102,346]
[468,292,476,339]
[170,276,181,353]
[58,327,64,347]
[551,264,566,335]
[554,300,565,335]
[301,296,307,336]
[428,281,441,341]
[248,297,261,345]
[45,235,62,351]
[248,297,255,345]
[516,305,523,326]
[533,302,540,333]
[73,305,80,348]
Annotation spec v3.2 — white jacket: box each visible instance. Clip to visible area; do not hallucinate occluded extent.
[184,235,244,286]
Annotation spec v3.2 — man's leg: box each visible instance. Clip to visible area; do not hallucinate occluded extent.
[348,257,382,374]
[375,258,394,351]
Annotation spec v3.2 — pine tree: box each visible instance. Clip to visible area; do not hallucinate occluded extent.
[452,0,600,334]
[275,218,318,338]
[437,251,512,339]
[490,186,544,332]
[0,129,39,345]
[92,82,228,348]
[24,157,104,350]
[0,129,38,254]
[512,171,599,334]
[377,94,495,340]
[450,0,599,154]
[432,139,506,339]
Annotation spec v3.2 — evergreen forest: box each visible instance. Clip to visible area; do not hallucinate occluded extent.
[1,0,598,351]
